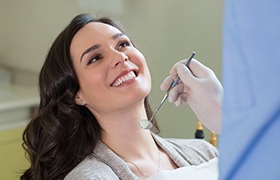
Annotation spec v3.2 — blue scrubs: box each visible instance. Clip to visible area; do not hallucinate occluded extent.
[220,0,280,179]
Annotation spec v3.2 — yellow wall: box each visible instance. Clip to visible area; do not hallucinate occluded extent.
[0,127,29,180]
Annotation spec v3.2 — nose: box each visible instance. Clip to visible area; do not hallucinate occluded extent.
[112,51,128,67]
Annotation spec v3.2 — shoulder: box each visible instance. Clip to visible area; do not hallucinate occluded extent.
[167,138,218,153]
[153,134,218,165]
[165,138,218,164]
[64,155,119,180]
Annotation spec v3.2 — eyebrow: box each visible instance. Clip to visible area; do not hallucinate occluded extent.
[80,33,125,62]
[112,33,124,40]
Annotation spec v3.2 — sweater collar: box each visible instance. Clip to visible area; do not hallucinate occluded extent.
[93,139,139,180]
[92,133,189,179]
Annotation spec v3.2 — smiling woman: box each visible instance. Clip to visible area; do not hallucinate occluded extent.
[71,21,151,117]
[21,13,219,180]
[20,13,159,180]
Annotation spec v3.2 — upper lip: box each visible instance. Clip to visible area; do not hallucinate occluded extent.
[111,68,138,86]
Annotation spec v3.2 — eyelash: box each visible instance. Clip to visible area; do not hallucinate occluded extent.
[86,40,131,65]
[87,54,103,65]
[118,40,131,49]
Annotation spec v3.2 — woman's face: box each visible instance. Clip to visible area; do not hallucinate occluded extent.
[70,22,151,116]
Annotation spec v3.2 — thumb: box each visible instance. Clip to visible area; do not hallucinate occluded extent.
[188,59,211,78]
[176,63,196,87]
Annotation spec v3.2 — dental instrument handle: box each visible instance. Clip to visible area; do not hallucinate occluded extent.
[139,51,196,130]
[166,51,196,93]
[149,94,168,121]
[149,51,196,122]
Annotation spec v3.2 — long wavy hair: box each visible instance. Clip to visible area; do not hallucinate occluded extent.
[21,13,159,180]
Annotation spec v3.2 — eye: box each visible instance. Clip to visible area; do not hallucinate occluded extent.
[87,54,103,65]
[118,40,131,50]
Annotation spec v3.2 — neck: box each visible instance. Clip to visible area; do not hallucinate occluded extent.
[95,102,158,160]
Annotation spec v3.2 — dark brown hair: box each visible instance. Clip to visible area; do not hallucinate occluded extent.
[20,13,159,180]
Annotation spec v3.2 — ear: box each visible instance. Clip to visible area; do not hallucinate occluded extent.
[75,90,86,106]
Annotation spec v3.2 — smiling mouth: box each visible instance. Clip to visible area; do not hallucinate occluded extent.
[111,71,137,87]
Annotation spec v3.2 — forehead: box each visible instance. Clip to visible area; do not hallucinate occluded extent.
[73,22,122,42]
[70,22,123,59]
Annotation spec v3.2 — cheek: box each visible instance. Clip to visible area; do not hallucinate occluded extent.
[138,53,151,84]
[79,75,113,114]
[78,69,107,102]
[136,56,152,94]
[131,50,149,72]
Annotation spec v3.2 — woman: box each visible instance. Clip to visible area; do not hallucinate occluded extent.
[21,13,221,180]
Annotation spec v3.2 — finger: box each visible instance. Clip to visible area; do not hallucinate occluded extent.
[174,96,184,107]
[169,57,199,75]
[188,59,212,78]
[174,93,189,107]
[168,83,185,103]
[160,75,175,92]
[169,59,186,76]
[176,63,197,87]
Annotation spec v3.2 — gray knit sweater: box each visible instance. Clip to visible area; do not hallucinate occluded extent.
[64,134,218,180]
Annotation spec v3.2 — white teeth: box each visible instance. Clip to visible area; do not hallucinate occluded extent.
[112,71,136,87]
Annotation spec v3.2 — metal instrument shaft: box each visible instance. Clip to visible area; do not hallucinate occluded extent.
[149,51,196,122]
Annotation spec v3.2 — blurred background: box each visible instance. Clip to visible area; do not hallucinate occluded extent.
[0,0,223,179]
